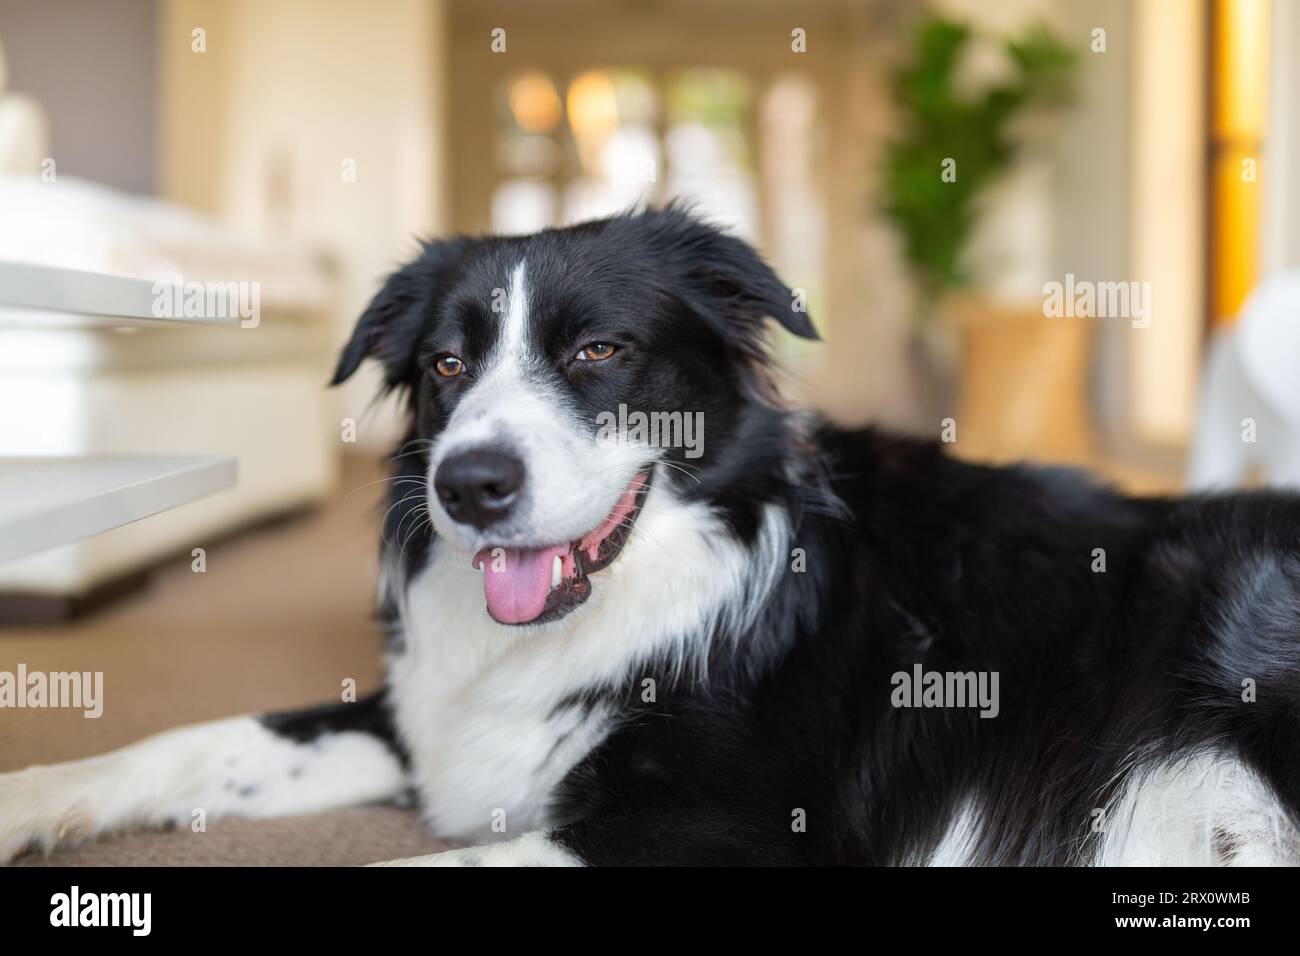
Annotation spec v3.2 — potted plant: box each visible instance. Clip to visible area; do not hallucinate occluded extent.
[879,14,1077,444]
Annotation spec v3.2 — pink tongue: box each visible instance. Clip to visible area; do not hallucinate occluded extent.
[475,544,568,625]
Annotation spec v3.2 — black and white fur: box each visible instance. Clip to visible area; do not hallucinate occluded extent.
[4,206,1300,866]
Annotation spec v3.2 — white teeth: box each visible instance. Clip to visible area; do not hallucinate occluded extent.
[551,554,563,590]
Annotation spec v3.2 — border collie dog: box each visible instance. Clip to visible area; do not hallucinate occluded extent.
[4,206,1300,866]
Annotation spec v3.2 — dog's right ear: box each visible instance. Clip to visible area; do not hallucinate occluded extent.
[330,238,469,389]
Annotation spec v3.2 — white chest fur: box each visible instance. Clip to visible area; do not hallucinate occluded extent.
[384,487,786,840]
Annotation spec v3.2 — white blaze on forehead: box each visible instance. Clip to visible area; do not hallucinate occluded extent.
[496,260,530,367]
[446,258,536,428]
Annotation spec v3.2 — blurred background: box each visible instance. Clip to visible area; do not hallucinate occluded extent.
[1,0,1298,861]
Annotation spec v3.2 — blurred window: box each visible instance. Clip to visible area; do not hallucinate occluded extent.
[664,68,757,238]
[489,66,824,344]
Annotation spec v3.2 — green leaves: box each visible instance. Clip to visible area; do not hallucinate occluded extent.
[879,15,1077,316]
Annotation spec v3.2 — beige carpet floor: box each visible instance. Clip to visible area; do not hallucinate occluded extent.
[1,455,449,865]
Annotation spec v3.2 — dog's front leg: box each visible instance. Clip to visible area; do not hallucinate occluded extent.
[0,694,407,863]
[372,831,584,867]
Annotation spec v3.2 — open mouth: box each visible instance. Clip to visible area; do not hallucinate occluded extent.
[471,468,652,626]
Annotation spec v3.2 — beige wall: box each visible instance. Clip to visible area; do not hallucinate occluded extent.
[778,4,918,428]
[1264,0,1300,277]
[1129,0,1206,448]
[158,0,448,448]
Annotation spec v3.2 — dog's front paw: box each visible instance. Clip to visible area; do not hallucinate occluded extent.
[370,847,486,867]
[0,766,97,864]
[368,832,583,867]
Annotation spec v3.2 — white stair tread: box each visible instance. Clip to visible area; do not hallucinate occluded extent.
[0,456,237,563]
[0,260,240,328]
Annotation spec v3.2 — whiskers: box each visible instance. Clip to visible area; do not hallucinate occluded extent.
[381,487,435,558]
[343,438,440,557]
[386,437,437,464]
[654,458,704,486]
[340,436,435,505]
[342,473,426,505]
[397,508,436,559]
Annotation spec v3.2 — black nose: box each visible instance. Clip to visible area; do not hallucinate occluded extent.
[434,449,525,529]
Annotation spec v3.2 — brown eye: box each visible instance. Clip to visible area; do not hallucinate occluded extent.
[576,342,617,362]
[434,355,464,377]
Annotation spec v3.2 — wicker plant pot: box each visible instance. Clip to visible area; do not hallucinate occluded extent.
[947,295,1094,466]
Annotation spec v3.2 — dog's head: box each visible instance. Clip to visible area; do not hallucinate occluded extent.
[333,205,816,626]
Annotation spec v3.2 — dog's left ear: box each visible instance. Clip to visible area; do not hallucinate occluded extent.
[330,237,470,389]
[645,205,819,342]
